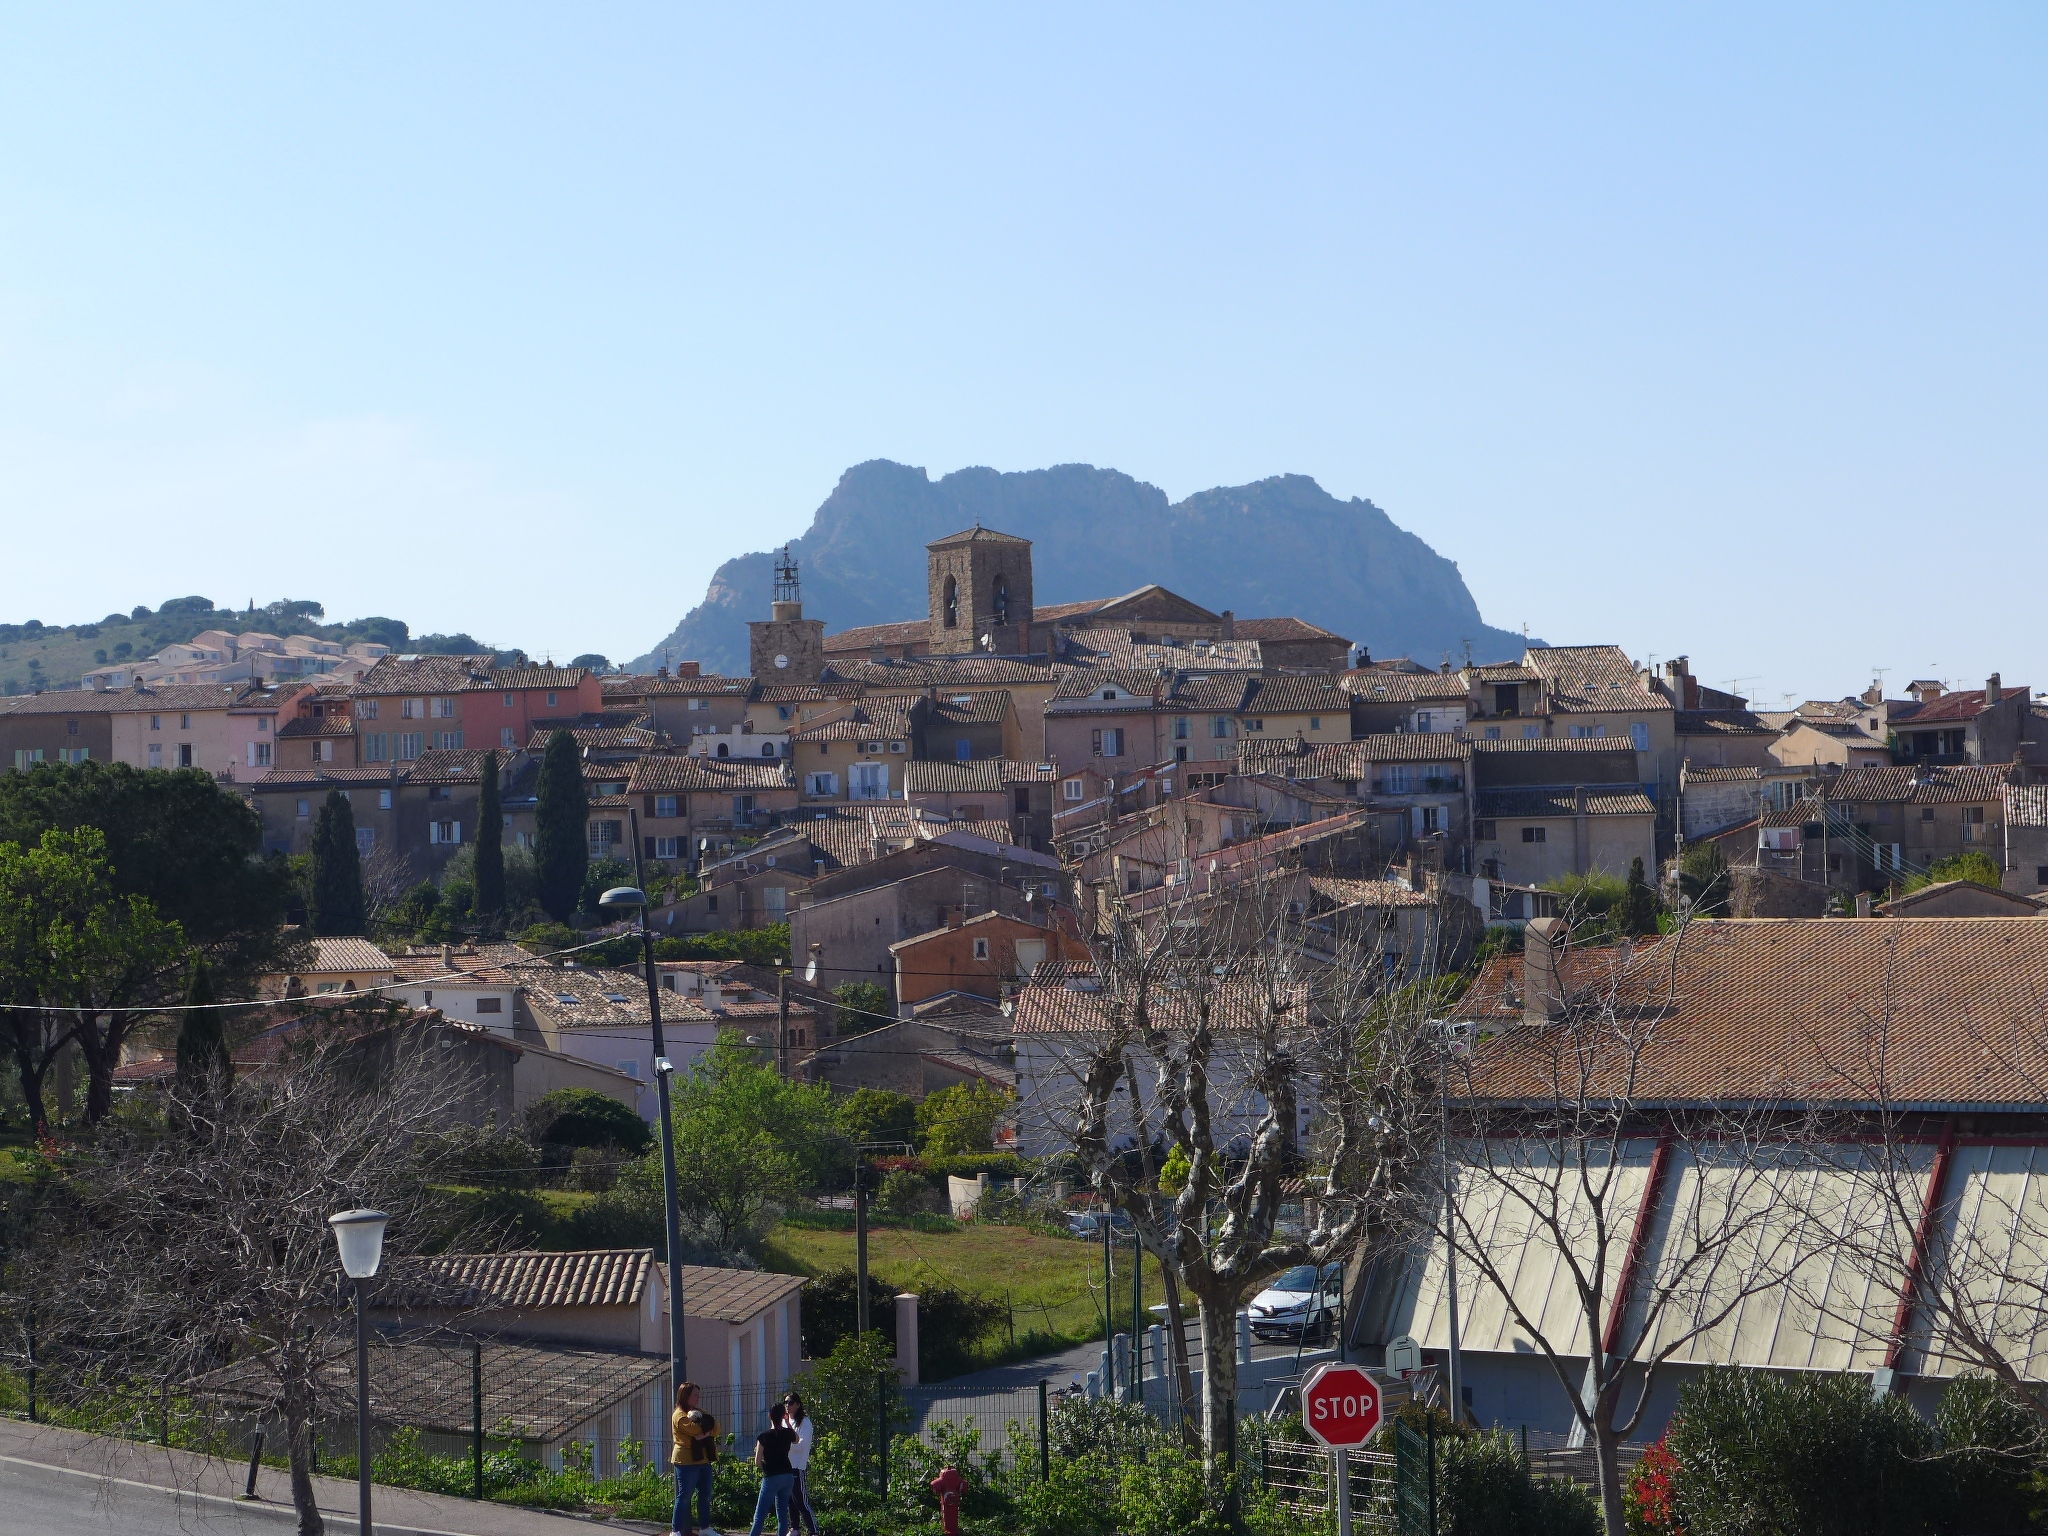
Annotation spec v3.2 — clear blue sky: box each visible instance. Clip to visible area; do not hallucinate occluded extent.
[2,4,2042,706]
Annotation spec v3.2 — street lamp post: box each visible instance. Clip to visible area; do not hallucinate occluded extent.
[327,1208,389,1536]
[600,875,689,1405]
[1430,1019,1466,1423]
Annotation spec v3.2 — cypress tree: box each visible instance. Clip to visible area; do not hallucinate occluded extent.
[173,958,232,1097]
[1619,855,1661,938]
[474,749,505,928]
[534,729,587,923]
[309,788,367,935]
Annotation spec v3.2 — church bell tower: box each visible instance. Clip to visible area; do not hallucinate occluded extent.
[748,547,826,682]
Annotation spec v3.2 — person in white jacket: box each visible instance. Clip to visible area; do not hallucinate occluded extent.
[780,1393,817,1535]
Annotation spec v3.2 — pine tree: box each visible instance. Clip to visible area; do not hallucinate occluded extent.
[173,958,232,1097]
[474,749,505,928]
[1619,855,1661,937]
[534,729,588,924]
[309,789,367,935]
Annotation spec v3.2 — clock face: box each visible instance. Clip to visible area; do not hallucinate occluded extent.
[774,654,790,669]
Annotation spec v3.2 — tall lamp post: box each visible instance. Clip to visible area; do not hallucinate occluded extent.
[599,880,689,1402]
[327,1208,389,1536]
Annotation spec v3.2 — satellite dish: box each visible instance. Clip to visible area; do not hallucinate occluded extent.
[979,633,993,651]
[774,654,790,669]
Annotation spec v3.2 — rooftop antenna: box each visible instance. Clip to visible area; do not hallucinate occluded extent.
[1871,666,1888,695]
[1725,676,1758,698]
[773,546,800,606]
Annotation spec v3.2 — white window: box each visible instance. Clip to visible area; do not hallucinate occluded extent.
[180,713,191,729]
[1063,779,1085,801]
[972,937,990,960]
[806,773,838,797]
[546,691,558,707]
[430,820,462,844]
[1523,725,1541,740]
[149,715,161,730]
[247,742,272,767]
[1384,765,1414,793]
[1630,722,1650,753]
[379,789,393,809]
[1211,716,1231,738]
[358,700,379,720]
[355,827,375,853]
[147,743,162,767]
[1091,727,1124,757]
[501,727,517,749]
[849,762,886,800]
[653,836,682,859]
[296,798,310,818]
[315,740,334,763]
[502,692,515,707]
[587,818,623,856]
[398,732,424,760]
[435,730,463,750]
[432,696,456,718]
[401,698,422,719]
[1484,727,1501,741]
[59,747,90,764]
[654,794,681,817]
[258,715,273,733]
[12,749,43,768]
[763,885,787,916]
[177,744,194,767]
[1416,711,1433,732]
[688,698,706,711]
[363,733,388,762]
[1569,724,1607,739]
[1309,717,1321,731]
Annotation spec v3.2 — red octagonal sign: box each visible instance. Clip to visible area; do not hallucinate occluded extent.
[1301,1361,1382,1449]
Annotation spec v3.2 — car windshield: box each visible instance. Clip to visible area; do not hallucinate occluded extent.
[1272,1265,1320,1292]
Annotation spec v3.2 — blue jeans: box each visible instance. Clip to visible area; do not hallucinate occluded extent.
[748,1470,796,1536]
[672,1462,713,1530]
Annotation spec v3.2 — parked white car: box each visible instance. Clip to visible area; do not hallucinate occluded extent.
[1246,1262,1343,1342]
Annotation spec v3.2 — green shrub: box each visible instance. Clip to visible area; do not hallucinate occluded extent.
[1933,1375,2043,1534]
[1438,1430,1600,1536]
[1666,1367,1939,1536]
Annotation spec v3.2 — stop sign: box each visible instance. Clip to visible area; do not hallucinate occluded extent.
[1301,1361,1383,1449]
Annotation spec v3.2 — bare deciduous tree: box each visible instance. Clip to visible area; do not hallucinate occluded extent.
[1026,875,1443,1502]
[13,1012,480,1535]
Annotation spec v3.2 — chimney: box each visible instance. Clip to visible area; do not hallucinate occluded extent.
[1862,681,1885,706]
[440,943,453,970]
[1219,610,1235,641]
[1574,783,1588,815]
[1986,673,2002,707]
[1522,916,1567,1025]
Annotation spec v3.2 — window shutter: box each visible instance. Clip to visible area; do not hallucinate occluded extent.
[644,836,657,858]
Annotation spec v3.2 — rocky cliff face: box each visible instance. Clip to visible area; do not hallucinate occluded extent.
[632,461,1525,674]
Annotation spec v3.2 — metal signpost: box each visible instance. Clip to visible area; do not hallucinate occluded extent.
[1301,1360,1384,1536]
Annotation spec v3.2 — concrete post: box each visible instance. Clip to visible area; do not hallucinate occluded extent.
[1110,1333,1130,1399]
[895,1293,921,1385]
[1146,1324,1165,1380]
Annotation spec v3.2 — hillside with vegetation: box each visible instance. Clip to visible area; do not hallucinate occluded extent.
[0,595,530,694]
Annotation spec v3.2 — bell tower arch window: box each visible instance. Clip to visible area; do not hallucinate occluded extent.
[992,574,1009,626]
[943,574,959,629]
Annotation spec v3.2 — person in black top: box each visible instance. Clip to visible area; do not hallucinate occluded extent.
[746,1403,799,1536]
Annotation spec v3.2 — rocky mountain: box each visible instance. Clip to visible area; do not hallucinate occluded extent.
[632,461,1527,675]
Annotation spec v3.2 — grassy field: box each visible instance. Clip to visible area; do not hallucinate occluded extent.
[761,1216,1173,1354]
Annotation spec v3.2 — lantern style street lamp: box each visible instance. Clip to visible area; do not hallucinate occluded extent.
[328,1208,389,1536]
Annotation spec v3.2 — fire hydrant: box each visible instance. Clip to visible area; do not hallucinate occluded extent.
[930,1465,965,1536]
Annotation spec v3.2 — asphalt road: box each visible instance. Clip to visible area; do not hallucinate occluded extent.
[0,1452,316,1536]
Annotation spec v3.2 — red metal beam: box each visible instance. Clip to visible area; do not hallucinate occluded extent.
[1884,1119,1958,1373]
[1601,1132,1674,1359]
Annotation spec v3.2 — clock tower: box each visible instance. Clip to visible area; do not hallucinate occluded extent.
[747,547,826,683]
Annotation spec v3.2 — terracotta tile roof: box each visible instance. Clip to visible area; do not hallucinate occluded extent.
[1051,668,1159,704]
[1341,669,1469,704]
[277,715,357,738]
[1238,733,1470,776]
[604,673,754,697]
[250,765,409,789]
[626,755,795,793]
[918,690,1013,726]
[1476,786,1657,818]
[1676,710,1774,737]
[1684,765,1763,783]
[1167,673,1256,712]
[903,758,1058,795]
[1891,687,2028,725]
[1232,615,1349,644]
[414,1248,654,1308]
[1525,645,1671,713]
[1012,968,1303,1035]
[1240,674,1350,715]
[751,682,865,703]
[0,681,263,715]
[1470,736,1641,754]
[1033,596,1117,623]
[490,664,585,690]
[353,654,498,694]
[304,937,397,973]
[526,712,657,751]
[788,698,913,742]
[1450,919,2048,1108]
[826,656,1065,688]
[2005,784,2048,827]
[1875,881,2046,915]
[1760,796,1828,829]
[1060,628,1264,671]
[821,618,933,653]
[408,748,497,783]
[1304,875,1436,909]
[1829,764,2022,804]
[1466,663,1539,682]
[929,524,1029,547]
[1114,810,1376,913]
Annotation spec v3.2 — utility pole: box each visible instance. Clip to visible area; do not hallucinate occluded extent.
[855,1155,872,1337]
[1131,1225,1143,1400]
[776,964,791,1078]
